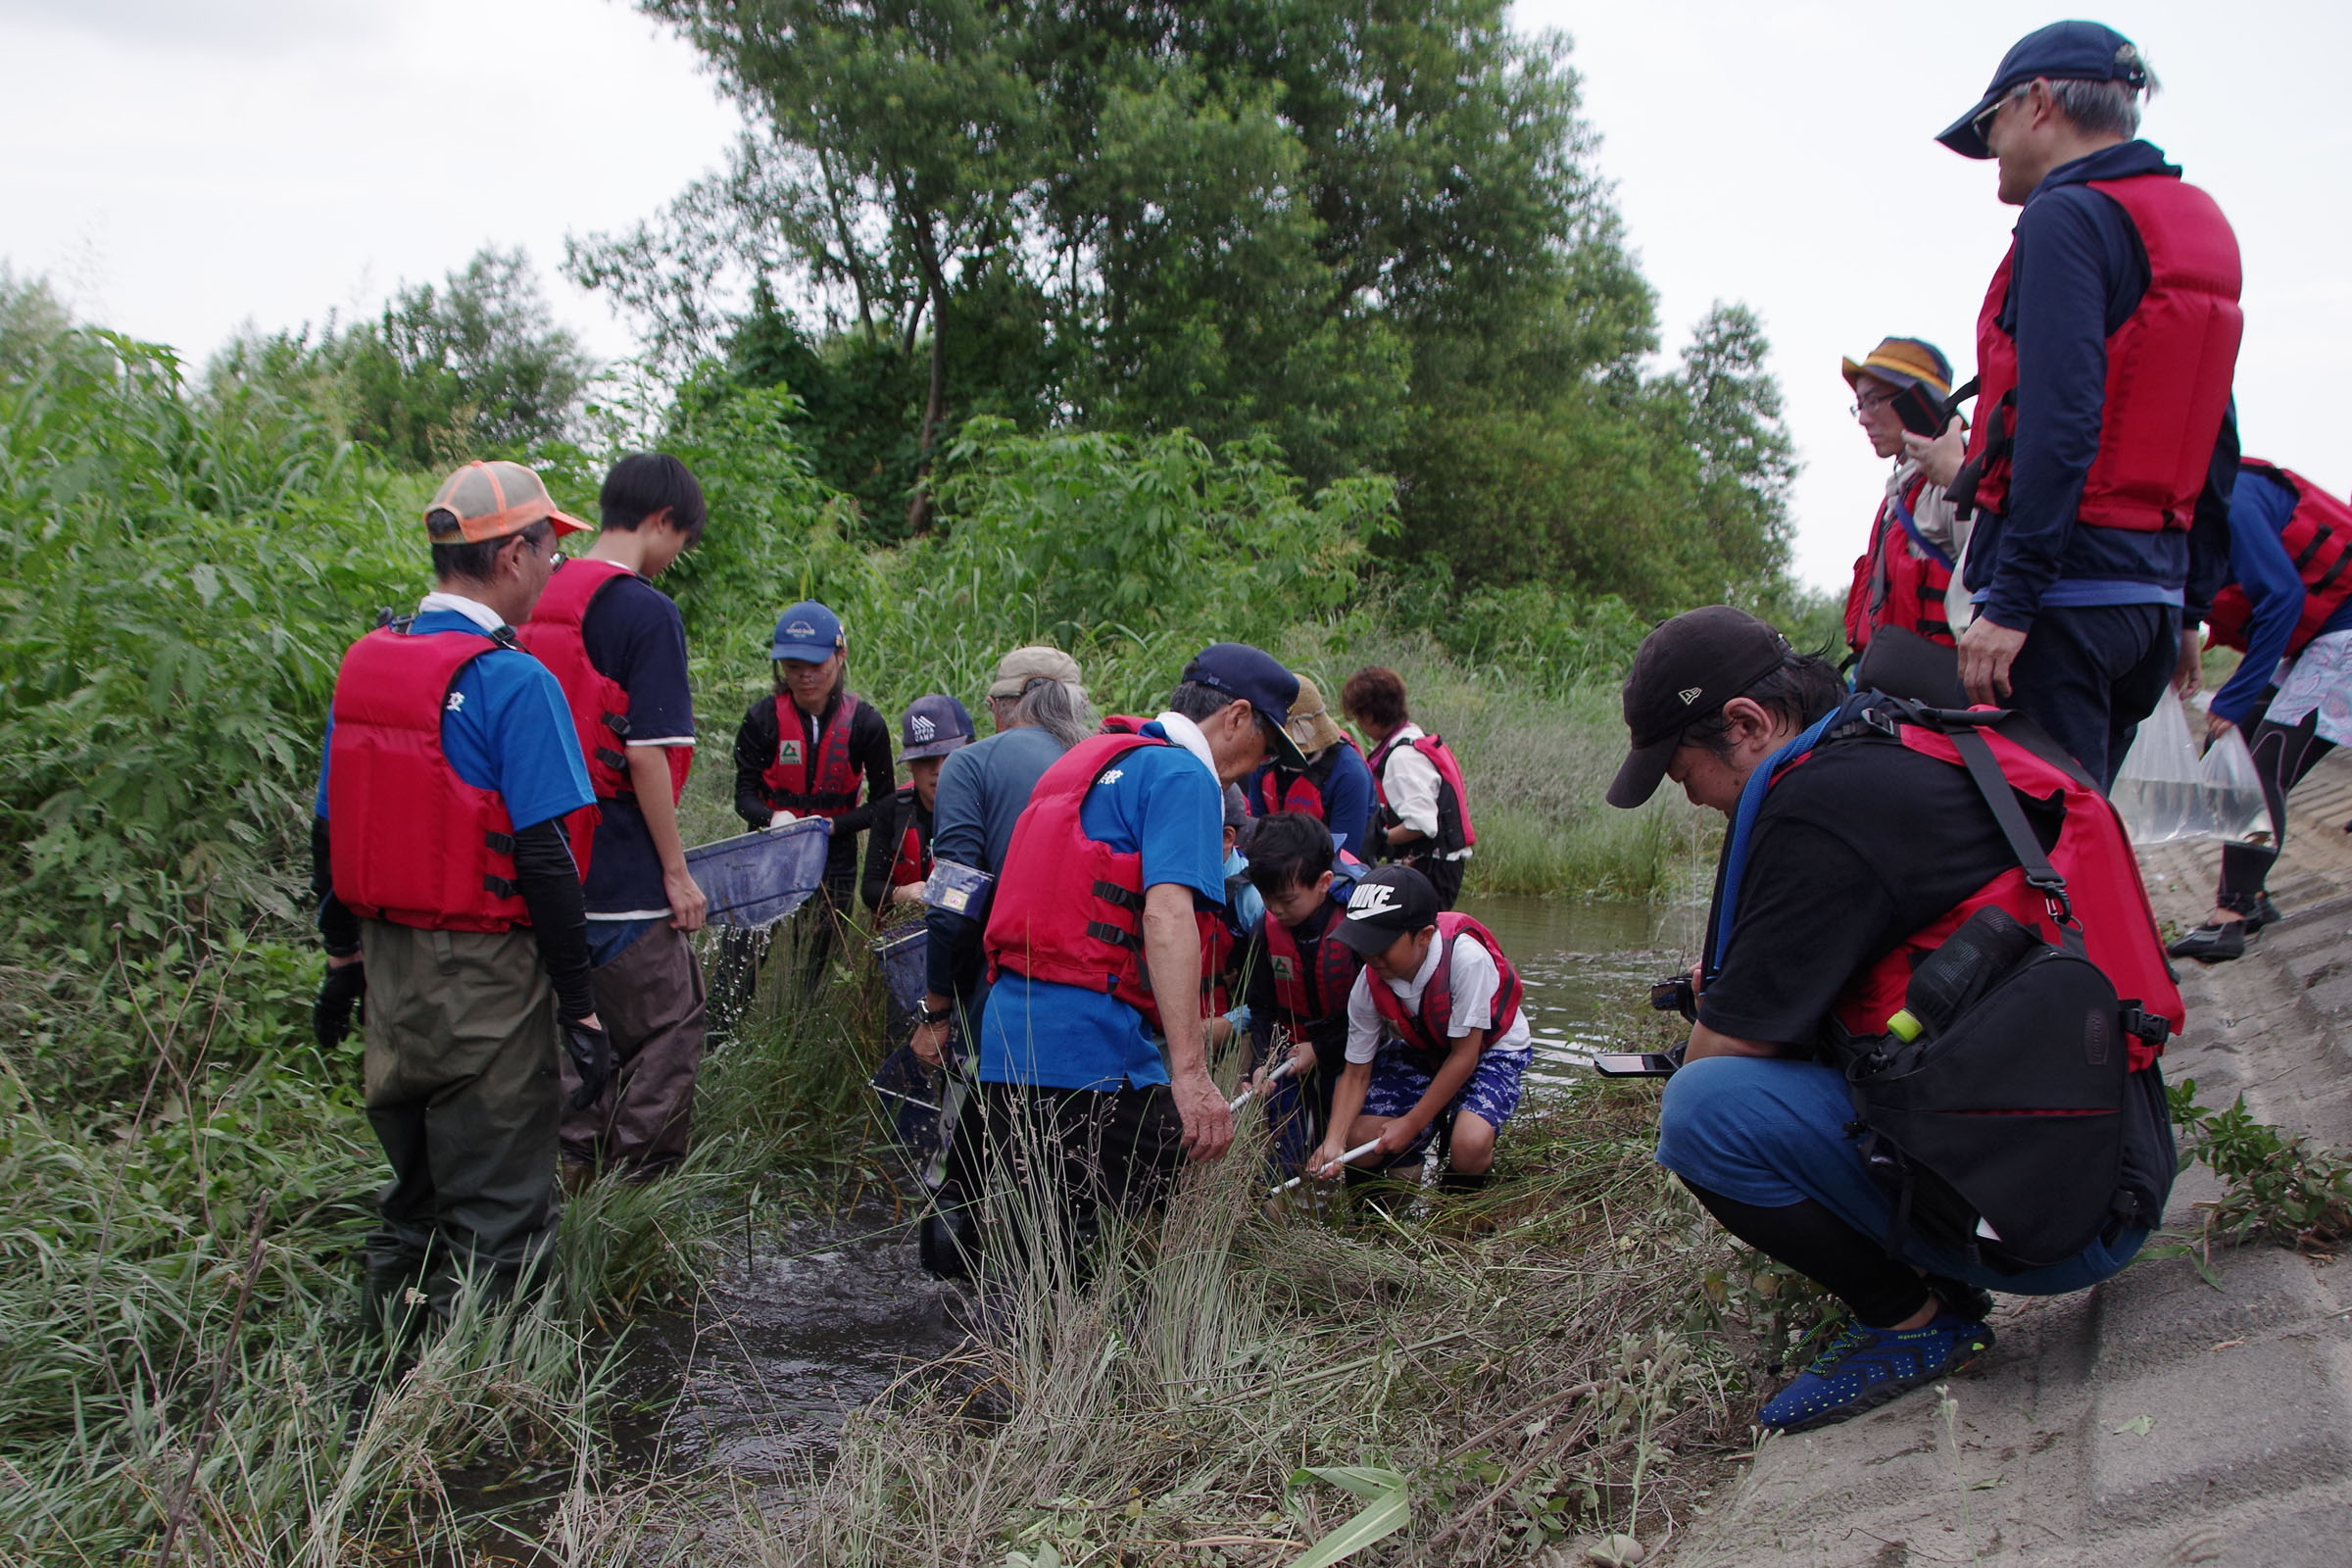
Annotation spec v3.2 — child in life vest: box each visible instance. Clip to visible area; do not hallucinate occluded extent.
[1314,863,1532,1194]
[1237,810,1365,1176]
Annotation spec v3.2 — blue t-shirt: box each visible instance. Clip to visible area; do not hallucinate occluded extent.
[315,611,594,835]
[978,729,1226,1091]
[576,573,697,918]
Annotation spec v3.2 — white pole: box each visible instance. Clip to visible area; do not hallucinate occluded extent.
[1227,1054,1298,1113]
[1269,1137,1383,1195]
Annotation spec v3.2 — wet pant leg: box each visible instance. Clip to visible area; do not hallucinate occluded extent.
[562,923,709,1175]
[360,921,561,1318]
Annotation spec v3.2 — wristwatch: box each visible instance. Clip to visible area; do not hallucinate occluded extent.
[915,1002,953,1028]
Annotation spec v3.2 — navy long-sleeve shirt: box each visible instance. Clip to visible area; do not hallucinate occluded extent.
[2209,468,2352,726]
[1968,139,2238,630]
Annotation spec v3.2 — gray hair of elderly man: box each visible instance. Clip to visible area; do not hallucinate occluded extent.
[1008,676,1096,750]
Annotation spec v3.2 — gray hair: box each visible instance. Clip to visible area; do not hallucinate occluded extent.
[1011,677,1096,750]
[2048,71,2153,141]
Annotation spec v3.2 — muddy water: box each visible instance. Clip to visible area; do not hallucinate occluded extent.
[619,893,1695,1480]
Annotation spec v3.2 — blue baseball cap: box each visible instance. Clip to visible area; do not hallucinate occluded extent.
[1181,642,1309,770]
[768,601,844,663]
[1937,21,2150,160]
[900,694,975,760]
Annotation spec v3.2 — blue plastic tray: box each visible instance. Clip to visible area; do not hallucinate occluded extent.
[684,817,832,928]
[871,924,928,1014]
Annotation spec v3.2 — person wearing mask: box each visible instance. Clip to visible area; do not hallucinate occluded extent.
[309,461,606,1335]
[1841,337,1968,657]
[2169,462,2352,961]
[1199,784,1261,1059]
[956,644,1309,1261]
[516,452,710,1183]
[1603,607,2180,1433]
[908,647,1094,1068]
[724,601,895,1000]
[1340,665,1476,909]
[1927,21,2241,786]
[1245,674,1377,858]
[861,695,975,914]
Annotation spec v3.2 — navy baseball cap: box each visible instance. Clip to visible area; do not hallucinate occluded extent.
[900,694,975,760]
[768,601,844,662]
[1333,864,1442,956]
[1181,642,1309,769]
[1937,21,2150,159]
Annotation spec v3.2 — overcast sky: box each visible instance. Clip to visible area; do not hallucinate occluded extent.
[3,1,2341,590]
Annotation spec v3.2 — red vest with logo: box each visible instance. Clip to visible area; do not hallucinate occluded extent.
[1263,904,1364,1027]
[1776,721,2183,1071]
[516,557,693,805]
[888,786,931,889]
[985,720,1234,1033]
[761,693,865,816]
[326,625,590,933]
[2206,462,2352,658]
[1365,730,1477,854]
[1367,912,1522,1074]
[1844,474,1955,654]
[1962,173,2241,532]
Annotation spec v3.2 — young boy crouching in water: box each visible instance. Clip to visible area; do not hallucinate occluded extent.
[1314,864,1531,1193]
[1238,812,1367,1174]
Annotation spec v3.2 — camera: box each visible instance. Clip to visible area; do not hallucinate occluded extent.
[1649,973,1696,1021]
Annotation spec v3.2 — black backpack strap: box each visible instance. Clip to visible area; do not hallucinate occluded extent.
[1946,725,2084,953]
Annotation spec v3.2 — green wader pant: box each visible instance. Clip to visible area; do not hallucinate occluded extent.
[360,919,562,1325]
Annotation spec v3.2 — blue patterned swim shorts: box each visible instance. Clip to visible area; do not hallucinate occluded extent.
[1359,1043,1530,1156]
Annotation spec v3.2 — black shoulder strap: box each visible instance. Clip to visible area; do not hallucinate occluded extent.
[1945,725,2085,953]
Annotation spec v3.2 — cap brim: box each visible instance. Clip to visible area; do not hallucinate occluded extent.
[768,643,837,663]
[1842,358,1923,394]
[903,736,970,760]
[547,507,592,537]
[1936,94,1998,159]
[1606,732,1681,809]
[1263,723,1310,772]
[1332,914,1404,956]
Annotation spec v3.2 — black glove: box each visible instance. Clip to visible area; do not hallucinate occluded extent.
[315,959,366,1048]
[564,1018,613,1109]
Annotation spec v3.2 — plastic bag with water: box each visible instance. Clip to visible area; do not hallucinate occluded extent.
[2111,692,2273,847]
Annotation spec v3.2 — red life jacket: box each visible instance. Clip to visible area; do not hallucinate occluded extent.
[2205,461,2352,657]
[888,786,931,888]
[326,624,592,932]
[1263,903,1364,1026]
[515,557,693,805]
[1844,474,1955,654]
[761,692,865,817]
[1255,735,1360,821]
[1366,912,1522,1074]
[1365,730,1477,854]
[1959,173,2242,532]
[1199,906,1237,1018]
[1725,706,2182,1072]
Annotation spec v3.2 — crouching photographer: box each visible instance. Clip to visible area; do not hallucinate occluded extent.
[1605,610,2183,1432]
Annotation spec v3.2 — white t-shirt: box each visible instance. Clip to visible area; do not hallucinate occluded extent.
[1345,929,1533,1065]
[1378,723,1470,861]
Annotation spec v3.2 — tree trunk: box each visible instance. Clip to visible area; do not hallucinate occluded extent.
[904,199,950,535]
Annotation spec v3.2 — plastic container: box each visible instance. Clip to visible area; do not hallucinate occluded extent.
[684,817,832,928]
[871,924,929,1014]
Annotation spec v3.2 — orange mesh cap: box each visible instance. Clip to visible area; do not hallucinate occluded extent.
[421,461,591,544]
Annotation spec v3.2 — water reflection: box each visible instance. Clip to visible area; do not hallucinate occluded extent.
[1455,893,1701,1092]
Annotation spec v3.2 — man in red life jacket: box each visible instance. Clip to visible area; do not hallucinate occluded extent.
[1309,863,1532,1197]
[517,453,710,1183]
[1928,21,2242,787]
[1841,337,1965,658]
[962,643,1309,1259]
[862,695,974,913]
[1341,665,1475,908]
[309,461,606,1334]
[1607,607,2180,1432]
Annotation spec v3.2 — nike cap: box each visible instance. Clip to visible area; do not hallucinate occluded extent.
[1607,606,1792,809]
[1332,863,1442,956]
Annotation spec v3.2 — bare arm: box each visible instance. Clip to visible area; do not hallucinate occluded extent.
[1144,881,1233,1162]
[1313,1059,1376,1175]
[1385,1026,1486,1155]
[627,746,706,932]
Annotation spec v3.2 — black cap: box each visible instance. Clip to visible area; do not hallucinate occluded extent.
[1936,21,2149,160]
[1333,864,1441,956]
[1181,642,1310,769]
[1606,607,1791,809]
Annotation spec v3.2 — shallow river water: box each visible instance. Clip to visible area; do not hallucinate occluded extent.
[616,892,1700,1482]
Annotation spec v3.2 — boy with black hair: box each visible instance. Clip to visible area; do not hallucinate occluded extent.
[1238,810,1364,1174]
[1311,863,1531,1194]
[517,451,710,1180]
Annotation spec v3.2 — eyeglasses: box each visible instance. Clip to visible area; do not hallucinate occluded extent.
[1973,83,2029,143]
[1849,388,1900,417]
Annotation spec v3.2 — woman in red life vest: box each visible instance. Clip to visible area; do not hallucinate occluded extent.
[1839,337,1964,658]
[721,600,895,1003]
[861,695,976,913]
[1340,665,1476,909]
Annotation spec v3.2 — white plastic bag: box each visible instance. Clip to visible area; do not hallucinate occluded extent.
[2112,692,2271,846]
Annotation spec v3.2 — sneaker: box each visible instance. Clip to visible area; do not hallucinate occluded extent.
[2167,921,2246,962]
[2244,893,2282,933]
[1757,1313,1994,1433]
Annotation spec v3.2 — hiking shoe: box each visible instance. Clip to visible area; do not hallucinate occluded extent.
[1758,1313,1994,1433]
[2167,921,2246,963]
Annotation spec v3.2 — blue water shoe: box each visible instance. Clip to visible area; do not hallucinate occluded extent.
[1758,1312,1993,1432]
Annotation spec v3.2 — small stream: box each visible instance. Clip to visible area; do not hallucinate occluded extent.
[615,892,1699,1484]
